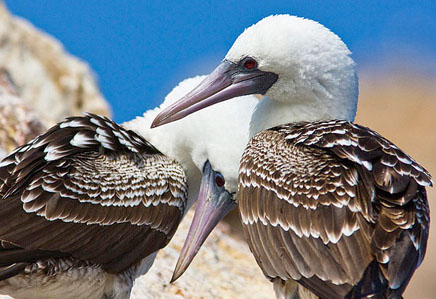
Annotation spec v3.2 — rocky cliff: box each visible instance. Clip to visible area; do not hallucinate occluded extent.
[0,2,110,128]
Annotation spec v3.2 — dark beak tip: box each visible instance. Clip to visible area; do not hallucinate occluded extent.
[170,265,184,283]
[169,274,177,284]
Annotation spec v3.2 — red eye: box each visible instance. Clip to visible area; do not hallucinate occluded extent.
[243,58,257,70]
[215,173,225,187]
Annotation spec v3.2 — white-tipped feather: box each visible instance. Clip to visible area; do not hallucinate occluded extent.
[124,76,258,207]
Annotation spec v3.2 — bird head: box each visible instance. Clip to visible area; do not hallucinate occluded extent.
[152,14,358,130]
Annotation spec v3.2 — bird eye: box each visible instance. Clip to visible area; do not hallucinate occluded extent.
[242,58,257,70]
[215,173,225,187]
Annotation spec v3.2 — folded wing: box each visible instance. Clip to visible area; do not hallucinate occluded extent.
[0,113,188,278]
[239,120,431,298]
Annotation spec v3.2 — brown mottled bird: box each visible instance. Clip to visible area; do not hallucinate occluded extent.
[0,113,188,299]
[0,76,256,298]
[153,15,432,299]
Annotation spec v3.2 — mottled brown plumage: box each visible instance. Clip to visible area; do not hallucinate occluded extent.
[239,120,431,299]
[150,15,432,298]
[0,113,187,284]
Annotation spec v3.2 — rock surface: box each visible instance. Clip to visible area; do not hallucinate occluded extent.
[0,2,110,127]
[0,68,44,159]
[131,211,274,299]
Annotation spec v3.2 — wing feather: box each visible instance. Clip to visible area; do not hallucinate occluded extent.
[0,113,188,275]
[239,120,431,297]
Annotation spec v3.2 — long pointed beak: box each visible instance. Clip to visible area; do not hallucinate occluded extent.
[171,161,236,282]
[151,60,277,128]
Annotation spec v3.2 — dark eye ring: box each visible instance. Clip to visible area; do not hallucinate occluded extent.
[215,173,225,187]
[242,57,257,70]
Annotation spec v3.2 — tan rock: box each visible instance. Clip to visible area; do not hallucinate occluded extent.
[0,68,44,159]
[131,210,274,299]
[0,2,110,127]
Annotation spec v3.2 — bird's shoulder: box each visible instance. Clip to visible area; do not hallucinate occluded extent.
[243,119,432,196]
[241,119,431,236]
[0,113,188,274]
[0,113,187,205]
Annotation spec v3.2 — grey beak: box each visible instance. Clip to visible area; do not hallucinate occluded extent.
[171,161,236,282]
[152,60,277,128]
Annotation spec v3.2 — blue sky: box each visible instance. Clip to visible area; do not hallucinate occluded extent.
[5,1,436,123]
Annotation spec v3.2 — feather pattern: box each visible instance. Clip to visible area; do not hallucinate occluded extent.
[0,113,188,276]
[239,120,431,298]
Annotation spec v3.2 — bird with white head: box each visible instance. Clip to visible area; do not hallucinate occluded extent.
[152,15,358,136]
[153,15,432,299]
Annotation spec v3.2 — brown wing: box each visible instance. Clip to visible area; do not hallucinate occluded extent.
[0,113,188,276]
[238,120,431,299]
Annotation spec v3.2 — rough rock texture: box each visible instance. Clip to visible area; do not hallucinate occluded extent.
[131,211,273,299]
[0,2,110,127]
[0,68,44,159]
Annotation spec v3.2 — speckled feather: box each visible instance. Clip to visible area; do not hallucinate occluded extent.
[0,113,188,277]
[239,120,431,299]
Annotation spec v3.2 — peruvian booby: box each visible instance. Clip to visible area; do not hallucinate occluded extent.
[153,15,432,298]
[0,76,256,299]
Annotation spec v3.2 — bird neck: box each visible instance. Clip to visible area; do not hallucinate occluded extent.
[249,94,357,137]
